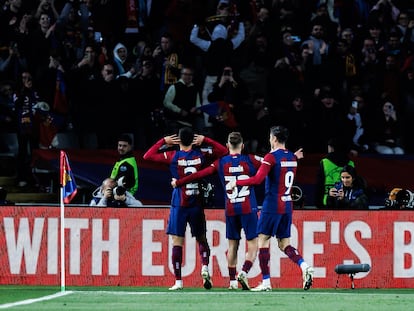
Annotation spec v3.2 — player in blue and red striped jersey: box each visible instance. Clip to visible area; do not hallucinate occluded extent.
[143,127,227,290]
[229,125,314,291]
[172,132,262,290]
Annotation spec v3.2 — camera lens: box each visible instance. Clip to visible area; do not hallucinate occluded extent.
[113,186,126,196]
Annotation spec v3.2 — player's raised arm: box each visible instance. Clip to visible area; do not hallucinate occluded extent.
[143,135,180,162]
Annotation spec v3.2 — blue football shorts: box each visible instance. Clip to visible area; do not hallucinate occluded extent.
[226,212,258,241]
[166,205,207,237]
[257,212,292,239]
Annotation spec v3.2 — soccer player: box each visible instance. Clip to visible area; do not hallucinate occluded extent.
[229,125,314,291]
[171,132,262,290]
[143,127,227,290]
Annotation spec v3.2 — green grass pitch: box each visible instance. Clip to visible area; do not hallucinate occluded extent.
[0,286,413,311]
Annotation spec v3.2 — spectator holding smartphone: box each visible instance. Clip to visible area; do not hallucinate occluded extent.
[314,137,355,209]
[327,165,369,209]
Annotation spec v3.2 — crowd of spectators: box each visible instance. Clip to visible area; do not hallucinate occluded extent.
[1,0,414,186]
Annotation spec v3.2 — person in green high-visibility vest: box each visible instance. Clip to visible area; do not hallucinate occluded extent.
[314,137,354,208]
[110,133,139,196]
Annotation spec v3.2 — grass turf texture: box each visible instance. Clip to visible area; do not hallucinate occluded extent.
[0,286,413,311]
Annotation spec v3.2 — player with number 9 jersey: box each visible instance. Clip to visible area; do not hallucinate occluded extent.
[234,126,314,291]
[261,149,297,214]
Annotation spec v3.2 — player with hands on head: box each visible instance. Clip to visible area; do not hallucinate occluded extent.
[171,131,262,290]
[228,125,313,291]
[143,127,227,290]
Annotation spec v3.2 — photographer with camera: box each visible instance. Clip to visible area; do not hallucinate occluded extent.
[89,177,142,207]
[327,165,368,209]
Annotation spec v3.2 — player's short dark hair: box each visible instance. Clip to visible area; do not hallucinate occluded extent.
[179,127,194,146]
[270,125,289,143]
[228,132,243,147]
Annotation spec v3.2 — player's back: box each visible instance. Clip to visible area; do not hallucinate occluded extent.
[263,149,297,214]
[170,148,205,207]
[218,153,261,216]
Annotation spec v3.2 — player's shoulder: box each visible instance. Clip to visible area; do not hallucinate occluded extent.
[267,149,296,162]
[271,148,295,156]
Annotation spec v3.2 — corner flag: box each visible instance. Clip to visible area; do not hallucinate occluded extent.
[60,150,77,203]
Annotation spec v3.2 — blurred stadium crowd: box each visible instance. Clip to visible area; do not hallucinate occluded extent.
[1,0,414,159]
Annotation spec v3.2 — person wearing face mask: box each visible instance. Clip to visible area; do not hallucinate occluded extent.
[327,165,369,209]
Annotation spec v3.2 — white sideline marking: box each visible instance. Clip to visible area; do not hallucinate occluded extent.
[0,291,73,309]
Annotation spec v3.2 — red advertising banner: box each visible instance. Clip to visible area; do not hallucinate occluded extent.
[0,206,413,288]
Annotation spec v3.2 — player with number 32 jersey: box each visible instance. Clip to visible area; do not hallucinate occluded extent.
[175,153,263,216]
